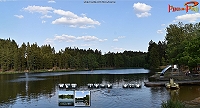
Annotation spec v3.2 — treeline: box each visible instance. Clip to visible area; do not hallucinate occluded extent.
[146,40,167,69]
[147,22,200,70]
[0,38,146,72]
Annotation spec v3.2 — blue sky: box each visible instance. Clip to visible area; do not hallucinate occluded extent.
[59,91,74,95]
[0,0,200,53]
[75,91,90,98]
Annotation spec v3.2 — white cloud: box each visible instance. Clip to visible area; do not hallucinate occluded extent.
[54,34,77,42]
[81,44,92,47]
[53,9,78,18]
[118,36,126,39]
[100,38,108,42]
[52,9,100,28]
[113,39,118,42]
[77,36,99,41]
[44,38,55,46]
[48,0,56,3]
[157,30,163,34]
[52,16,100,28]
[161,24,165,26]
[79,25,95,28]
[113,47,124,51]
[173,13,200,23]
[136,12,151,18]
[81,13,86,17]
[23,5,54,14]
[50,34,107,43]
[23,6,100,28]
[42,20,46,23]
[112,36,125,42]
[14,15,24,19]
[133,2,152,12]
[133,2,152,18]
[41,15,52,19]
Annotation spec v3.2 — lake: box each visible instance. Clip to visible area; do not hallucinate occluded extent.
[0,69,200,108]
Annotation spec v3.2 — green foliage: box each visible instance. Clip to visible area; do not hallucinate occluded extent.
[0,38,147,72]
[161,99,186,108]
[146,40,166,69]
[165,22,200,70]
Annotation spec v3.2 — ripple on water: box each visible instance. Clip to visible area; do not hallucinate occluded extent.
[9,77,45,82]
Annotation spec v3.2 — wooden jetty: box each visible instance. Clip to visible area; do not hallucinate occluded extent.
[144,80,200,87]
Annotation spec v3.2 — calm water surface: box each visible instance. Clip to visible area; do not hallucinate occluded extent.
[0,69,200,108]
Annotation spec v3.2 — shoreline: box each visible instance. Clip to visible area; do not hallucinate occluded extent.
[0,67,146,75]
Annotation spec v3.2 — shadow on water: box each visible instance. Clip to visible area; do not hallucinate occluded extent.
[1,69,199,108]
[0,69,150,108]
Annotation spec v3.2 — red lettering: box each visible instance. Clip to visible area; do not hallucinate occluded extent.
[186,5,189,12]
[185,1,199,7]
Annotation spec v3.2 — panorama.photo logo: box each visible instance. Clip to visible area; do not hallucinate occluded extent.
[168,1,199,13]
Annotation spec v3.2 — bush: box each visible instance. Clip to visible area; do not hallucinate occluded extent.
[161,99,186,108]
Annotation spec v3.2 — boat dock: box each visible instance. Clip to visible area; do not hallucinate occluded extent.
[144,80,200,87]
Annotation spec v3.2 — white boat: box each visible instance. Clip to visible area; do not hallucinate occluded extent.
[94,84,99,88]
[107,84,112,88]
[59,84,64,88]
[71,84,77,88]
[65,84,71,89]
[135,83,141,88]
[88,84,93,88]
[123,84,129,88]
[100,84,105,88]
[129,84,135,88]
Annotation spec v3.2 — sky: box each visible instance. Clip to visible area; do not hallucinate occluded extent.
[75,91,90,98]
[59,91,74,95]
[0,0,200,54]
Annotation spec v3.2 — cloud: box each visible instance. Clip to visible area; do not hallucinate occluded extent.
[52,9,100,28]
[77,36,99,41]
[54,34,77,42]
[23,5,54,14]
[81,44,92,47]
[99,39,107,42]
[23,6,100,28]
[118,36,126,39]
[52,16,100,28]
[50,34,107,43]
[113,36,125,42]
[113,47,124,51]
[136,12,151,18]
[42,20,46,23]
[48,0,56,3]
[41,15,52,19]
[44,38,55,46]
[173,13,200,23]
[157,30,163,34]
[133,2,152,18]
[161,24,165,26]
[113,39,118,42]
[53,9,78,18]
[14,15,24,19]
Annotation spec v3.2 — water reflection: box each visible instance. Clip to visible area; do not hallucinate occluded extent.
[25,73,28,95]
[0,69,199,108]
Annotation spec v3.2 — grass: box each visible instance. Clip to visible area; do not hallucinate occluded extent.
[161,99,186,108]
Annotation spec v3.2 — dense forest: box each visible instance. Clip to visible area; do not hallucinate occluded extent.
[1,22,200,72]
[0,39,146,72]
[148,22,200,71]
